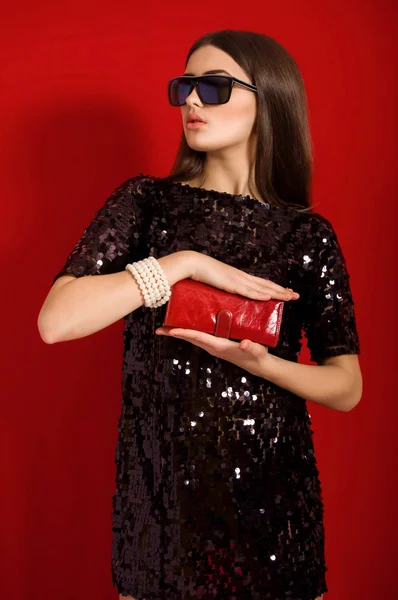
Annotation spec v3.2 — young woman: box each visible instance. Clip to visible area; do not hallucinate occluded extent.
[38,29,362,600]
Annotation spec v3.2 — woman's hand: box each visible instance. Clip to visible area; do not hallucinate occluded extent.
[189,251,299,301]
[155,251,297,375]
[155,326,270,378]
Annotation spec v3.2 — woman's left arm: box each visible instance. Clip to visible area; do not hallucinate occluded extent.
[261,351,362,412]
[279,210,363,411]
[155,326,362,412]
[157,213,362,412]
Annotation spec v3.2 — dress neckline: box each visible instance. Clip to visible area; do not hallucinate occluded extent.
[169,179,269,207]
[145,174,271,209]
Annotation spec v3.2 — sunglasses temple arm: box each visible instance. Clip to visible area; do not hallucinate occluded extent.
[236,81,257,92]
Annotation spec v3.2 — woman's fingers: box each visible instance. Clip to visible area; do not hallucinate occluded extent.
[236,285,297,301]
[256,284,299,299]
[244,273,299,297]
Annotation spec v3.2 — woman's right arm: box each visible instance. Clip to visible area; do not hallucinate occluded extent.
[38,248,298,344]
[39,175,298,345]
[38,251,195,344]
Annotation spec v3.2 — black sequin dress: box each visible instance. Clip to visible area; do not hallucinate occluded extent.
[53,174,360,600]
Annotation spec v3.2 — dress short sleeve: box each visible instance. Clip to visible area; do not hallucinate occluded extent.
[298,213,361,364]
[52,174,149,285]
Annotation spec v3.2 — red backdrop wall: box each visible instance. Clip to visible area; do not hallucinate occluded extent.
[1,1,396,599]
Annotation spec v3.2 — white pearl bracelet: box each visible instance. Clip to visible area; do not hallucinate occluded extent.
[125,256,171,308]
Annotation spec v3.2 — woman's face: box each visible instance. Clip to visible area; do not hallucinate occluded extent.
[180,45,257,153]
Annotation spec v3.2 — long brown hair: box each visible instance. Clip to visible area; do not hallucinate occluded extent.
[164,30,315,213]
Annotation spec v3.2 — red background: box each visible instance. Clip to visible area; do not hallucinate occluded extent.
[1,1,396,599]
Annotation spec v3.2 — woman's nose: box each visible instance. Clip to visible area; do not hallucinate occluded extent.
[185,86,203,107]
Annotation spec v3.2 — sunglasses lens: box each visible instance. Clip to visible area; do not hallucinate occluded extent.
[198,76,231,104]
[168,76,231,106]
[168,78,192,106]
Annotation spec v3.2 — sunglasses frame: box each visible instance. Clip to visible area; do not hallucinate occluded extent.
[168,74,258,106]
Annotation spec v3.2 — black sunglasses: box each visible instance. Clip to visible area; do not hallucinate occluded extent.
[168,74,257,106]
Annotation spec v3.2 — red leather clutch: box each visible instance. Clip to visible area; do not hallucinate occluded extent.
[162,278,284,347]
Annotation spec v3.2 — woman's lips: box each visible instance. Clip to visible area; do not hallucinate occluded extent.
[186,122,207,129]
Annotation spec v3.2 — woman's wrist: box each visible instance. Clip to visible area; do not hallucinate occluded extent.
[175,250,199,280]
[155,251,197,288]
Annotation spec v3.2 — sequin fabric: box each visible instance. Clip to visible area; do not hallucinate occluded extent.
[53,174,360,600]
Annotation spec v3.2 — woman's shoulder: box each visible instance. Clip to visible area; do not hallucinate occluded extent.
[106,173,167,207]
[115,172,158,193]
[296,208,337,237]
